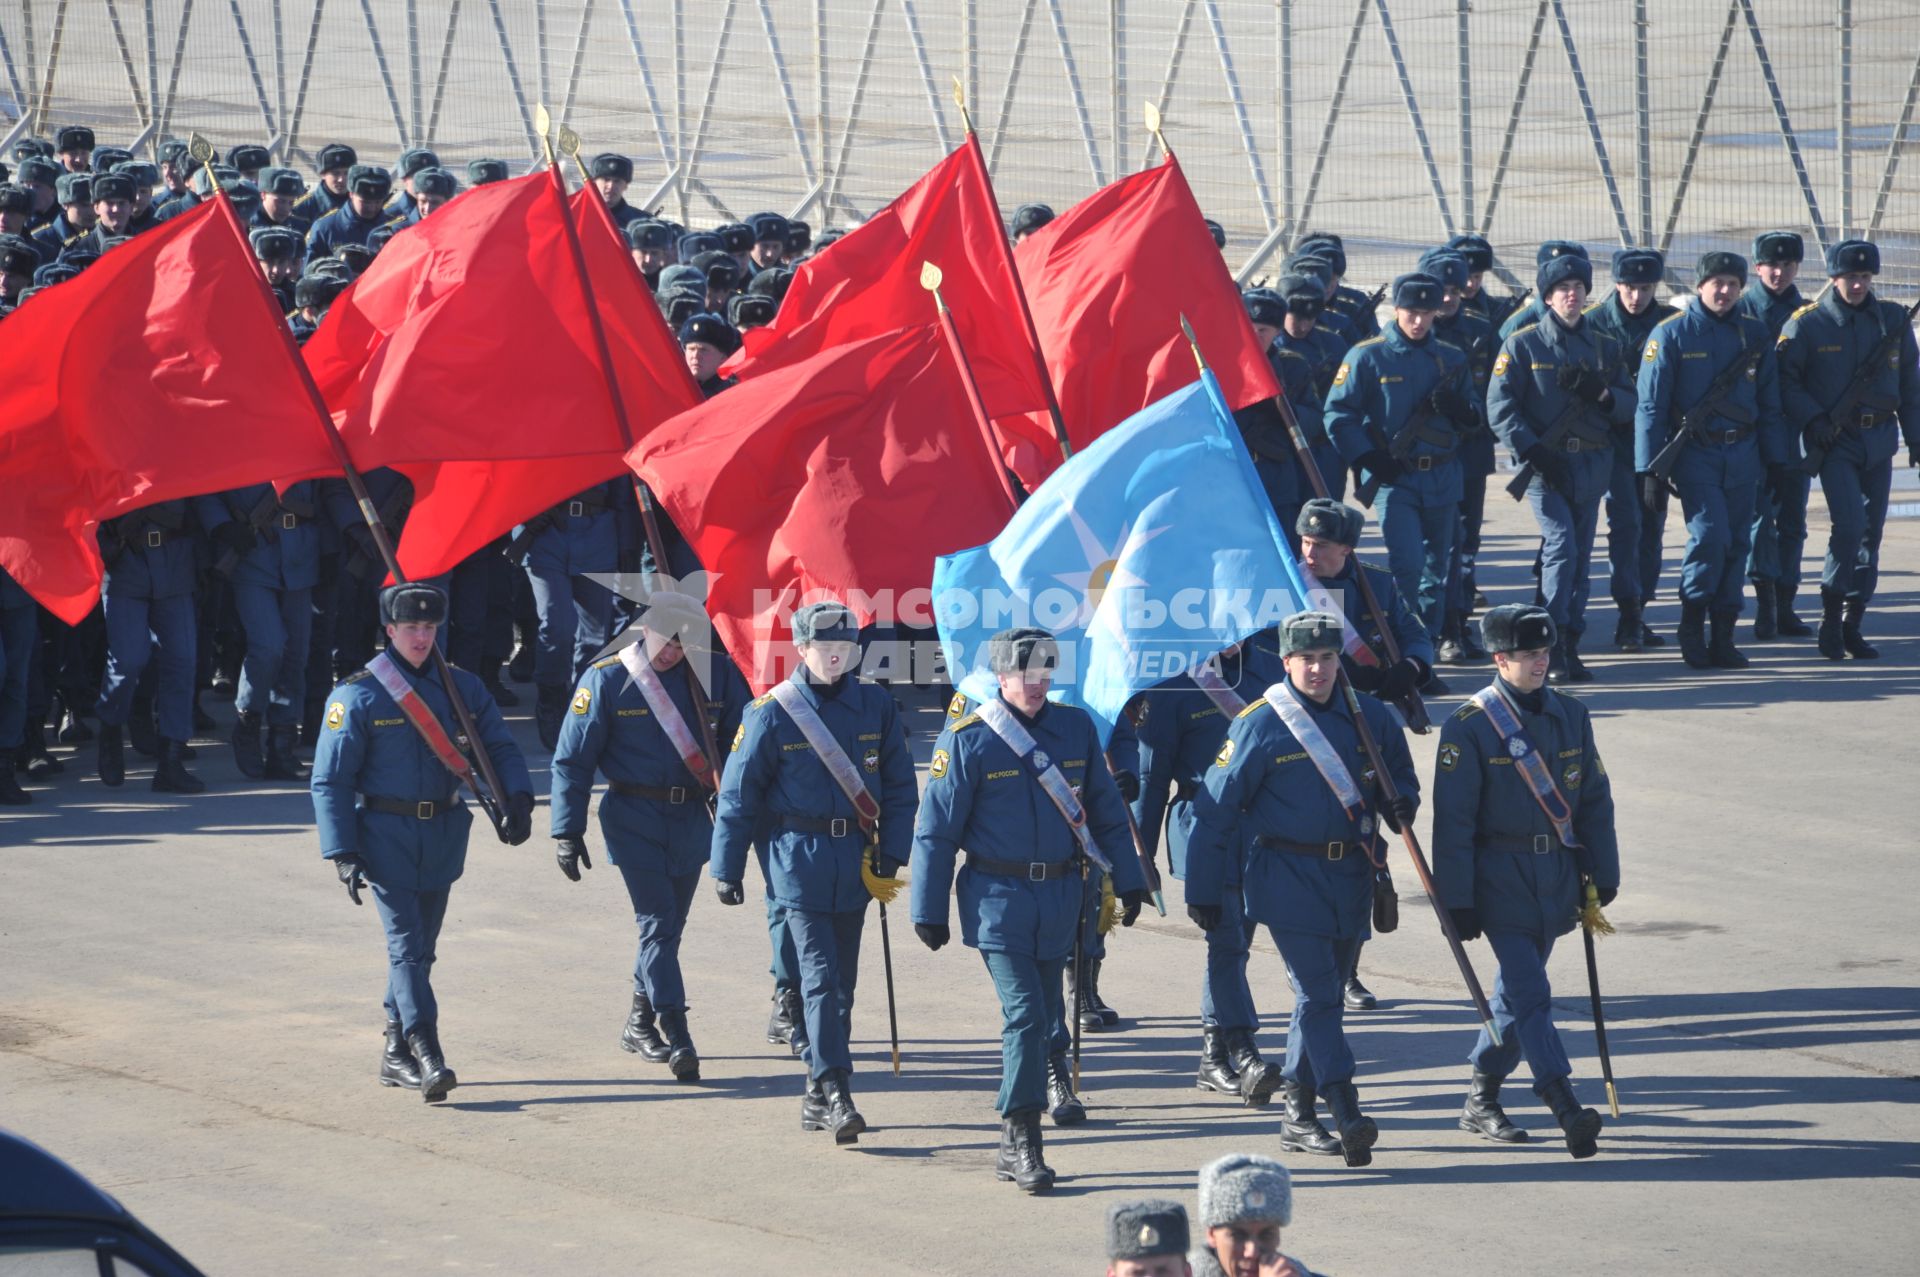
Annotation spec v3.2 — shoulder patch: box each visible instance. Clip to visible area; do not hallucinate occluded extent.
[1214,737,1236,768]
[1437,741,1460,771]
[325,701,346,731]
[946,692,968,718]
[929,748,950,779]
[571,687,592,716]
[1492,350,1511,377]
[1643,337,1660,363]
[1512,322,1539,339]
[1332,362,1350,386]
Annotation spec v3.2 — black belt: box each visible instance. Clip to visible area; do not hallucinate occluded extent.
[966,853,1072,881]
[1255,834,1355,862]
[561,496,611,518]
[1696,425,1753,446]
[1407,450,1457,472]
[1554,434,1612,454]
[609,780,697,804]
[1485,833,1564,855]
[781,814,861,839]
[362,795,462,819]
[1855,412,1891,429]
[130,526,186,549]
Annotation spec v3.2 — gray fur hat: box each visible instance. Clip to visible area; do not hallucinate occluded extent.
[1197,1152,1292,1228]
[791,600,858,645]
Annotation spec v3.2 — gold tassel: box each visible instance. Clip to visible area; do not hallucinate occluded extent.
[1096,872,1118,936]
[1581,881,1615,936]
[861,857,904,906]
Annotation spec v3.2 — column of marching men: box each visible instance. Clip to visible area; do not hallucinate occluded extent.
[3,124,1916,1198]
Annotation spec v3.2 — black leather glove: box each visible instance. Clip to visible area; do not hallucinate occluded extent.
[914,922,949,951]
[212,521,256,557]
[1120,888,1150,927]
[1907,447,1917,470]
[1449,906,1482,942]
[1112,770,1141,803]
[1597,885,1618,908]
[1431,385,1478,426]
[715,880,745,906]
[1346,662,1387,693]
[1187,901,1222,932]
[555,836,592,882]
[501,792,535,846]
[1637,472,1665,515]
[1357,449,1403,486]
[1523,442,1571,484]
[1556,365,1609,404]
[1378,657,1423,702]
[1379,793,1417,834]
[333,853,368,906]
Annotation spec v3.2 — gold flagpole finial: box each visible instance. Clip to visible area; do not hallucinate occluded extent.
[1179,314,1208,373]
[1143,101,1168,154]
[951,76,975,138]
[187,133,217,195]
[533,104,557,166]
[557,122,591,184]
[919,260,950,315]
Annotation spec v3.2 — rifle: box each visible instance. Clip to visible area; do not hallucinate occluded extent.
[1645,340,1768,489]
[212,488,286,577]
[1505,375,1612,504]
[1801,297,1920,475]
[1354,362,1471,508]
[502,510,556,567]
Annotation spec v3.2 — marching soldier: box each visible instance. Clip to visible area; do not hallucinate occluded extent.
[291,143,356,223]
[93,500,204,793]
[1449,231,1527,334]
[33,173,93,256]
[1775,239,1920,660]
[1010,203,1054,244]
[1419,248,1498,666]
[1184,612,1418,1168]
[1132,634,1287,1108]
[1238,288,1308,530]
[250,227,303,313]
[1326,274,1477,640]
[1585,249,1679,652]
[1296,233,1380,341]
[311,582,535,1102]
[254,168,313,236]
[1499,242,1589,341]
[1487,249,1637,683]
[384,167,456,232]
[1737,231,1813,643]
[465,158,510,188]
[53,125,94,173]
[1635,251,1783,669]
[680,312,740,399]
[912,628,1148,1192]
[1269,273,1348,499]
[383,149,441,220]
[516,479,633,748]
[710,600,918,1144]
[307,166,393,257]
[1431,604,1619,1159]
[627,220,676,289]
[549,593,750,1081]
[589,154,648,229]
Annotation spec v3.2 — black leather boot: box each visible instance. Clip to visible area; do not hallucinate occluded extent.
[128,701,159,757]
[1774,583,1812,637]
[97,723,125,788]
[658,1008,700,1082]
[1562,634,1593,683]
[1084,958,1119,1027]
[380,1019,422,1090]
[482,670,519,708]
[1436,614,1469,665]
[1459,1072,1528,1143]
[57,695,93,744]
[1225,1029,1281,1108]
[1545,639,1570,686]
[1678,600,1712,669]
[1068,963,1107,1033]
[994,1109,1055,1193]
[0,749,29,806]
[264,725,302,780]
[1320,1079,1379,1168]
[800,1076,829,1131]
[1045,1053,1086,1126]
[1195,1026,1242,1097]
[1613,601,1643,653]
[1818,588,1846,660]
[1277,1080,1342,1156]
[151,739,205,794]
[1536,1074,1601,1159]
[19,721,62,778]
[765,986,794,1044]
[1708,607,1748,669]
[1343,943,1376,1010]
[230,710,266,779]
[783,987,809,1059]
[1750,579,1777,640]
[1842,600,1879,659]
[406,1027,458,1103]
[819,1070,865,1144]
[534,684,567,750]
[620,989,670,1062]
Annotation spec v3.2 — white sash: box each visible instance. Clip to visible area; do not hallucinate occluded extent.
[972,697,1113,873]
[1470,686,1580,849]
[1262,683,1370,828]
[770,680,881,834]
[1190,657,1249,717]
[618,645,715,790]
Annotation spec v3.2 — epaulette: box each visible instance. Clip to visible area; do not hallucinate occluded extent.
[1451,700,1482,721]
[1652,311,1685,330]
[952,712,983,731]
[592,654,622,670]
[340,669,373,686]
[1511,322,1539,339]
[750,692,774,709]
[1351,335,1386,351]
[1235,698,1268,720]
[1787,301,1819,321]
[1272,346,1311,365]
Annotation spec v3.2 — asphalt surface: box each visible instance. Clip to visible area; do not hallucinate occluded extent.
[3,487,1916,1275]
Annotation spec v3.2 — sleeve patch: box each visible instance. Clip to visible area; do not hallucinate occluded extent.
[929,748,950,779]
[946,692,968,718]
[1332,362,1350,386]
[1437,741,1460,771]
[325,702,345,731]
[1492,351,1511,377]
[1214,738,1236,768]
[1643,338,1659,363]
[571,688,592,716]
[730,723,746,752]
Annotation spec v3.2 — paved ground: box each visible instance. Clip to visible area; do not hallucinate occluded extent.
[4,487,1917,1275]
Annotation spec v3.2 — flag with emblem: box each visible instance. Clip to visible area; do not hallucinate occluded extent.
[932,369,1304,744]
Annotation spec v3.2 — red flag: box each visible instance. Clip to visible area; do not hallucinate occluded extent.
[301,170,637,468]
[1014,154,1279,451]
[632,326,1015,691]
[388,182,702,581]
[0,200,337,622]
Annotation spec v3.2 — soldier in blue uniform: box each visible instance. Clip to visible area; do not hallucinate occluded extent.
[1269,273,1348,499]
[92,500,204,793]
[251,226,303,313]
[312,583,533,1101]
[0,566,38,806]
[53,124,94,173]
[710,600,918,1144]
[1585,249,1679,652]
[466,158,510,187]
[307,165,392,257]
[589,153,648,229]
[382,149,441,220]
[1420,248,1498,667]
[197,482,322,781]
[1487,251,1638,683]
[1775,239,1920,660]
[1286,253,1358,347]
[1296,233,1380,342]
[57,172,136,260]
[1737,231,1812,643]
[627,220,676,289]
[1498,242,1589,341]
[911,628,1149,1192]
[1432,604,1618,1159]
[32,173,93,257]
[1634,251,1784,669]
[1184,611,1418,1167]
[1009,203,1054,244]
[1131,633,1286,1109]
[1450,231,1527,335]
[550,593,751,1081]
[253,168,312,237]
[291,143,356,223]
[1237,288,1307,531]
[383,166,456,233]
[680,312,740,399]
[1326,273,1477,638]
[518,479,632,749]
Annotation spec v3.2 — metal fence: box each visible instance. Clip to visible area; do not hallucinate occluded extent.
[7,1,1920,288]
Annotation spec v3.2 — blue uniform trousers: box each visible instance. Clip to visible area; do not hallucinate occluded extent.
[1272,928,1360,1089]
[1468,929,1573,1086]
[756,846,801,990]
[1748,467,1811,590]
[785,906,865,1079]
[96,591,196,741]
[1639,489,1669,601]
[1605,450,1645,607]
[1677,478,1758,610]
[0,602,35,748]
[614,861,702,1012]
[1378,486,1457,636]
[981,951,1071,1114]
[372,883,452,1036]
[1818,453,1893,603]
[1527,483,1602,640]
[1200,883,1259,1032]
[233,582,313,725]
[1446,468,1489,616]
[526,564,613,686]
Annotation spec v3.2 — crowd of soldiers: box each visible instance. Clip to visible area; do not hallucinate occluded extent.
[3,124,1915,1203]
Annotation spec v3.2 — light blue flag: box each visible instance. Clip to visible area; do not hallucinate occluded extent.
[933,370,1307,745]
